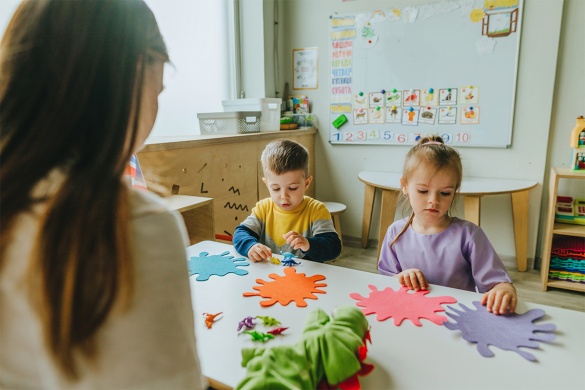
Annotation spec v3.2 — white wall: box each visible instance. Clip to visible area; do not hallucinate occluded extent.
[281,0,566,264]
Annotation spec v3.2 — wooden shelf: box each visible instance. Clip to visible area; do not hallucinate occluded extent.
[540,167,585,292]
[545,280,585,293]
[552,222,585,237]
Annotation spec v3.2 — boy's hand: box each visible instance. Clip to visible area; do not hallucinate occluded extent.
[283,231,310,252]
[481,282,517,315]
[397,268,429,291]
[247,244,272,262]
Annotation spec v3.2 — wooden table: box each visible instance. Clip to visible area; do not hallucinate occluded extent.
[188,241,585,390]
[164,194,214,245]
[358,171,538,271]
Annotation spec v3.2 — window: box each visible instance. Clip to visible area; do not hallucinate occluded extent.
[145,0,238,137]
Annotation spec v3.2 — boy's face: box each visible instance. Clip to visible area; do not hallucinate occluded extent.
[263,169,312,211]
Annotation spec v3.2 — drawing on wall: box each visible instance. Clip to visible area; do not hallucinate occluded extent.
[329,0,523,147]
[293,47,318,90]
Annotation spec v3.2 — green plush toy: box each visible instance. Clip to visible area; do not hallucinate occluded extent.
[236,306,372,390]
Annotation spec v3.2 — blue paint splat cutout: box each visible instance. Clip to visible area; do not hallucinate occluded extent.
[444,301,557,362]
[188,251,249,281]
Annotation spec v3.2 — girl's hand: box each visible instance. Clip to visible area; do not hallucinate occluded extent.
[397,269,429,291]
[481,282,517,315]
[247,244,272,262]
[283,231,310,252]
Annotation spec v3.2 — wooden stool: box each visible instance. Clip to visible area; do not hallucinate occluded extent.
[323,201,347,245]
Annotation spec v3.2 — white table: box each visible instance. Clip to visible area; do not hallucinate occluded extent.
[358,171,538,271]
[188,241,585,390]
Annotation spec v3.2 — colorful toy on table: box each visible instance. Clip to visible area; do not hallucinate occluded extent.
[188,251,249,281]
[269,256,281,265]
[350,285,457,326]
[255,315,281,327]
[203,312,223,329]
[242,331,275,343]
[243,267,327,307]
[266,327,289,336]
[236,306,373,390]
[281,252,301,267]
[444,301,557,362]
[569,115,585,170]
[237,316,257,331]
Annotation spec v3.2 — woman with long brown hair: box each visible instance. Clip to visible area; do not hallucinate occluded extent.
[0,1,205,387]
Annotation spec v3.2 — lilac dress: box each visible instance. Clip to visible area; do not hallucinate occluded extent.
[378,217,511,293]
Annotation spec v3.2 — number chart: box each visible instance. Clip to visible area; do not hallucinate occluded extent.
[329,0,522,148]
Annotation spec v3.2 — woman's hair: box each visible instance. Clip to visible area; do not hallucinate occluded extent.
[261,139,310,177]
[0,0,168,379]
[389,135,463,248]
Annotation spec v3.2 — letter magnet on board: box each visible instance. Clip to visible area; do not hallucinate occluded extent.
[332,114,348,129]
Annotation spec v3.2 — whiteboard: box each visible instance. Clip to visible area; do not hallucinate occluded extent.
[329,0,523,148]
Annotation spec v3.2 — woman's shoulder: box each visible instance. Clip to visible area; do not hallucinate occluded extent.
[129,188,172,218]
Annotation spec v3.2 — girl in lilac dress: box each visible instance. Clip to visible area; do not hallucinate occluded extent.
[378,136,517,315]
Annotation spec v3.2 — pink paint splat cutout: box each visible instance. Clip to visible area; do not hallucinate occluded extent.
[350,285,457,326]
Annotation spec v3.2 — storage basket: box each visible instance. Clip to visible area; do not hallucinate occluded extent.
[222,98,282,132]
[197,111,261,135]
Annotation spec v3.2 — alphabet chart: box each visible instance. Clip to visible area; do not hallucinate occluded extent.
[329,0,522,147]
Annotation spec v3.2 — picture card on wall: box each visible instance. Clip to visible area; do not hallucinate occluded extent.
[402,89,420,106]
[460,106,480,124]
[386,106,402,123]
[402,107,420,126]
[419,107,437,125]
[369,107,385,123]
[439,88,457,106]
[438,107,457,124]
[353,109,368,124]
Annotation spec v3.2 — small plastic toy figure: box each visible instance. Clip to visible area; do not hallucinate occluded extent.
[255,315,281,327]
[203,312,223,329]
[270,257,281,265]
[267,327,289,336]
[243,331,274,343]
[281,252,301,267]
[237,316,256,331]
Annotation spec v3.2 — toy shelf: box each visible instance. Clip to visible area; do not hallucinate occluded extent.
[540,167,585,292]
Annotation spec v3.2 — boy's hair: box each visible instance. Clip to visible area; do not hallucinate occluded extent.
[261,139,310,177]
[389,135,462,248]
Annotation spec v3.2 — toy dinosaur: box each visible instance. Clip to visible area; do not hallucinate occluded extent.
[266,327,288,336]
[255,315,281,327]
[243,331,275,343]
[203,312,222,329]
[281,252,301,267]
[237,316,256,331]
[269,257,281,265]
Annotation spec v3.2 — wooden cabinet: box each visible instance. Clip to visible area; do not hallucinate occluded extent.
[137,129,316,242]
[540,167,585,292]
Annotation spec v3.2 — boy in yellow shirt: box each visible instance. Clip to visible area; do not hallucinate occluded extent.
[233,140,341,262]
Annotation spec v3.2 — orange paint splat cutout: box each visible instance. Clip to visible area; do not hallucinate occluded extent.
[243,267,327,307]
[350,285,457,326]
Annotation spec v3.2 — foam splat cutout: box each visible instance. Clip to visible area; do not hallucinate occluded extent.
[242,267,326,307]
[350,285,457,326]
[188,251,249,281]
[444,301,557,361]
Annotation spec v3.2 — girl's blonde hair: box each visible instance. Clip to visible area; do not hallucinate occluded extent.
[389,135,462,248]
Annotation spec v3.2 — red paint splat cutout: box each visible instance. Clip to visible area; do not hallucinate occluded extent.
[243,267,327,307]
[350,285,457,326]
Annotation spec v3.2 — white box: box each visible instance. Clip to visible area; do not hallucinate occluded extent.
[222,98,282,132]
[197,111,260,135]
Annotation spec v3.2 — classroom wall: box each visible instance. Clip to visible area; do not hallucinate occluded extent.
[280,0,567,264]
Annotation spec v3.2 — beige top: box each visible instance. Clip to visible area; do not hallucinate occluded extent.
[0,170,205,389]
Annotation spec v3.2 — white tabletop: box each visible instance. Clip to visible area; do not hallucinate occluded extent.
[188,241,585,390]
[358,171,538,195]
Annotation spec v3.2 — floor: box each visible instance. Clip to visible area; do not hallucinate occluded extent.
[327,238,585,313]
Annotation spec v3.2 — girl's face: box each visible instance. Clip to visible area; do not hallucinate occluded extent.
[402,166,457,231]
[263,169,312,211]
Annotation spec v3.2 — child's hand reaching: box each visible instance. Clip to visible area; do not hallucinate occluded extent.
[481,282,517,315]
[247,243,272,262]
[283,231,310,252]
[397,268,429,291]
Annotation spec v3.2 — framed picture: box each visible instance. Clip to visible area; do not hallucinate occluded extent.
[293,47,318,90]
